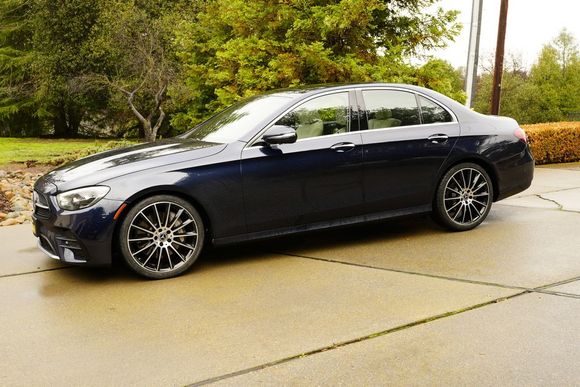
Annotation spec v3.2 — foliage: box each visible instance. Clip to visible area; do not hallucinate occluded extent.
[415,59,466,104]
[474,29,580,124]
[172,0,461,129]
[0,0,463,138]
[523,122,580,165]
[31,0,105,137]
[0,137,136,165]
[0,0,42,136]
[81,0,191,142]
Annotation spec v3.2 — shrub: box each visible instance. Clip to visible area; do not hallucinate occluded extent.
[522,122,580,165]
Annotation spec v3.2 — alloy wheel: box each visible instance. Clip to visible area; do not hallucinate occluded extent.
[443,167,491,225]
[126,201,199,273]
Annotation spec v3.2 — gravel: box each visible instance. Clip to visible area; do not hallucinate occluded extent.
[0,169,43,227]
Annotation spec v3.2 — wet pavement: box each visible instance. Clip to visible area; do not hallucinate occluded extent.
[1,164,579,386]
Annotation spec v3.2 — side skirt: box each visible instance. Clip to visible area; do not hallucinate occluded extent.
[212,204,432,246]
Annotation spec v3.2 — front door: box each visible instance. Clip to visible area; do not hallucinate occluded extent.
[241,91,365,234]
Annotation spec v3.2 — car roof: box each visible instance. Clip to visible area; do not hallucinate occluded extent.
[268,83,434,97]
[268,83,474,120]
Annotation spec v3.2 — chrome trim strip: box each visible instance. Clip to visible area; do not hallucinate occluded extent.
[57,244,82,250]
[55,236,77,242]
[37,238,60,261]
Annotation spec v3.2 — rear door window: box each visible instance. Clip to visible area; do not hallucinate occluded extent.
[362,90,421,129]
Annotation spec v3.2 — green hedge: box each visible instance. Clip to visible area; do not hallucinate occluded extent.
[522,122,580,165]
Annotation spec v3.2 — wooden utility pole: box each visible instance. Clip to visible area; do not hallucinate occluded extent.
[491,0,509,115]
[465,0,483,108]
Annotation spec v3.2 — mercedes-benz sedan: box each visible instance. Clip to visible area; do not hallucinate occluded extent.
[33,84,534,279]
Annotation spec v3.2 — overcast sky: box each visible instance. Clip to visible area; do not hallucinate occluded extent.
[429,0,580,69]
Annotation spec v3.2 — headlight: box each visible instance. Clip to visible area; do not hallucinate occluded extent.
[56,186,110,211]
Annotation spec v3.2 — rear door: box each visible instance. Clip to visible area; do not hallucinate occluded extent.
[358,88,460,214]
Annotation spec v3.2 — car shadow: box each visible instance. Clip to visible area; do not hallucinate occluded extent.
[55,214,445,283]
[195,213,444,269]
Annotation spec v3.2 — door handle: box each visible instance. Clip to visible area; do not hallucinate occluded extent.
[330,142,356,152]
[427,134,449,144]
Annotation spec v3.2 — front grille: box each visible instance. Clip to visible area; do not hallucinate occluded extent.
[55,236,83,251]
[33,191,51,219]
[55,235,87,263]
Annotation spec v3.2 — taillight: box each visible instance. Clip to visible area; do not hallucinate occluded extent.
[514,127,527,143]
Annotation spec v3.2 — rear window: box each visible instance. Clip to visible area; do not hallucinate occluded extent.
[419,96,453,124]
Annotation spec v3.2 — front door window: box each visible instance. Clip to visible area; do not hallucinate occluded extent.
[275,93,349,139]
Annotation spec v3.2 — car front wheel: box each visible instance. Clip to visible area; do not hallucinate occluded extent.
[119,195,205,279]
[433,163,493,231]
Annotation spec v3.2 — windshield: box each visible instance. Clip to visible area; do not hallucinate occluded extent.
[181,95,293,143]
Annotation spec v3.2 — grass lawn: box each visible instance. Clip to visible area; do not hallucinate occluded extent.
[0,138,134,166]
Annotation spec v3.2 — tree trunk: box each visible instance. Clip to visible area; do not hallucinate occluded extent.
[123,83,166,142]
[52,102,82,138]
[53,104,68,137]
[67,107,82,138]
[143,122,154,142]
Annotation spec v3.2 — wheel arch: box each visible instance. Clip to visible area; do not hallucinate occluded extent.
[110,187,214,261]
[436,156,500,201]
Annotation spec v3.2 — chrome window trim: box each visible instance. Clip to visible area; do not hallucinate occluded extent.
[245,90,352,149]
[244,86,459,149]
[351,121,457,138]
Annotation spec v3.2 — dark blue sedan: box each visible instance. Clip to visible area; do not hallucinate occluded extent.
[33,84,534,278]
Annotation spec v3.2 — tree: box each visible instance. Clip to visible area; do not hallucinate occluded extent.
[82,0,183,142]
[0,0,463,139]
[415,59,466,104]
[0,0,42,136]
[31,0,104,137]
[172,0,461,129]
[474,30,580,124]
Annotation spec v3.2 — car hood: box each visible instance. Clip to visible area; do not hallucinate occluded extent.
[37,139,226,193]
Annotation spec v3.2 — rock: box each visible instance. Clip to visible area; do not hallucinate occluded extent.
[12,201,29,212]
[15,215,28,223]
[0,218,20,227]
[0,170,44,226]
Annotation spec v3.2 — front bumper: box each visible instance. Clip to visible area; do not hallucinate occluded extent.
[33,196,123,266]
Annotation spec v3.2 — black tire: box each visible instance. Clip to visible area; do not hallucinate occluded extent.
[118,194,205,279]
[433,162,493,231]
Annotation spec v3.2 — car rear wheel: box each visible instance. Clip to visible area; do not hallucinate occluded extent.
[119,195,205,279]
[433,163,493,231]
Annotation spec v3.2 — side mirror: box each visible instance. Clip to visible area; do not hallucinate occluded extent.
[262,125,297,145]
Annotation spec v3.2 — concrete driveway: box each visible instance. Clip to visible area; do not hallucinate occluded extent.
[1,164,579,386]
